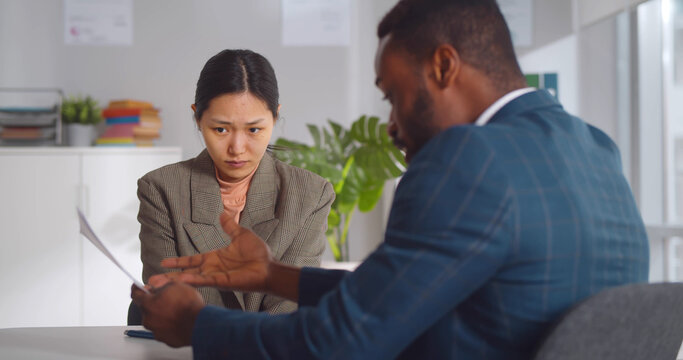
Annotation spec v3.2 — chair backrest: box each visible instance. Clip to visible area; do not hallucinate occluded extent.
[127,301,142,326]
[534,282,683,360]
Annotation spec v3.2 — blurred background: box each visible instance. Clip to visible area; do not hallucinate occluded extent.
[0,0,681,328]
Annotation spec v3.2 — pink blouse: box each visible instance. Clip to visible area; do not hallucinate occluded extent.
[215,166,258,224]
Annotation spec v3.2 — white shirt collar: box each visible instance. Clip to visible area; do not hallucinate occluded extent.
[474,87,536,126]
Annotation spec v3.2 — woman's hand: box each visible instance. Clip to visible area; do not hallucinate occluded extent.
[149,213,273,293]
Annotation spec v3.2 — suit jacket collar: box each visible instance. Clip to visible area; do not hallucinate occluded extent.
[488,89,561,126]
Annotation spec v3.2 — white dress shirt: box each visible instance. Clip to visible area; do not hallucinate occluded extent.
[474,87,536,126]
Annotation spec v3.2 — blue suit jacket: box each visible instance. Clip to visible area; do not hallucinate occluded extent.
[192,90,649,359]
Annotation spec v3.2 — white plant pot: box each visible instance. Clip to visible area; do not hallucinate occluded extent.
[66,124,96,147]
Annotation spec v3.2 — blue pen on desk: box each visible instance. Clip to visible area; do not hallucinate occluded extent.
[124,329,155,340]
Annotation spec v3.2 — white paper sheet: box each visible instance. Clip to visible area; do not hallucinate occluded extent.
[64,0,133,46]
[77,209,149,293]
[281,0,350,47]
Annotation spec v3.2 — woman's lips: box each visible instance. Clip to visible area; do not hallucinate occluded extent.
[225,160,247,168]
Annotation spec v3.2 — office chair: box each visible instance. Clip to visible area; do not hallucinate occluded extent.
[534,282,683,360]
[127,301,143,326]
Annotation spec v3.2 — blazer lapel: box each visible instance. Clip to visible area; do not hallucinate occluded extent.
[183,150,246,310]
[183,150,282,312]
[240,152,281,313]
[240,152,280,248]
[184,150,229,253]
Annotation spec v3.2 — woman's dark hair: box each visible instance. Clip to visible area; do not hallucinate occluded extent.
[194,49,279,121]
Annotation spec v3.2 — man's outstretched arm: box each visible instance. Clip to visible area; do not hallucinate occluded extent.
[148,213,348,304]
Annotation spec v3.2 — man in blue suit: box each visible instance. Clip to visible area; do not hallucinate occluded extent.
[132,0,649,358]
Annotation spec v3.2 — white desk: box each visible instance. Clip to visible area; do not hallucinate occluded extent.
[0,326,191,359]
[1,325,679,360]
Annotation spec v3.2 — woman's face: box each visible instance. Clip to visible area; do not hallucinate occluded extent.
[195,92,277,183]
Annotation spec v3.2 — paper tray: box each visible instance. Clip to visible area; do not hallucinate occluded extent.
[0,110,58,127]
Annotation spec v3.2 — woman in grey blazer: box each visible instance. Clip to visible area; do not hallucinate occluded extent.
[137,49,334,314]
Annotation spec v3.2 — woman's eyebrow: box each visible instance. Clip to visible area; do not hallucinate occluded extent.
[209,118,231,125]
[208,118,265,125]
[246,118,265,126]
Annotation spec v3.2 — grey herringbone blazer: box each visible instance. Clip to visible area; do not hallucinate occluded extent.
[137,149,334,314]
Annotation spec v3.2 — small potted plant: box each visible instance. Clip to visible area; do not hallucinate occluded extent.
[273,115,406,262]
[62,95,103,146]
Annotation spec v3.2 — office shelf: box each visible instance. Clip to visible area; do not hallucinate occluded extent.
[0,88,63,146]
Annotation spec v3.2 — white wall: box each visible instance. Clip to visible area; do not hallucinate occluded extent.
[2,0,669,262]
[518,35,579,116]
[663,0,683,222]
[341,0,398,261]
[578,0,649,27]
[638,0,665,224]
[0,0,355,160]
[0,0,400,262]
[514,0,579,117]
[516,0,574,57]
[579,17,621,141]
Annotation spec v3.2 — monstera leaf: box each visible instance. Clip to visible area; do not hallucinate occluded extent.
[273,138,342,184]
[350,116,405,181]
[273,115,405,261]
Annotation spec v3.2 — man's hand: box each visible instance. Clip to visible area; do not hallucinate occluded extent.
[149,214,303,302]
[131,282,205,348]
[149,214,273,293]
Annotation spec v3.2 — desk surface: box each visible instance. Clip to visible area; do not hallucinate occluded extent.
[0,326,191,359]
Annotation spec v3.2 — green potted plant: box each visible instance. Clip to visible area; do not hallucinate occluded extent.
[62,95,103,146]
[273,115,406,262]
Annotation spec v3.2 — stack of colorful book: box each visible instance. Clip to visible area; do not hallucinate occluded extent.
[96,100,162,146]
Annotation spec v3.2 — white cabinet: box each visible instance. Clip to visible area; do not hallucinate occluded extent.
[0,153,81,328]
[80,152,181,326]
[0,147,181,328]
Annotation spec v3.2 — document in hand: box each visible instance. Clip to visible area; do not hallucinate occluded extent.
[76,208,150,294]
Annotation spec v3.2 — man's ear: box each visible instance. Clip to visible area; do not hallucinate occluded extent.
[275,104,281,124]
[431,44,461,89]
